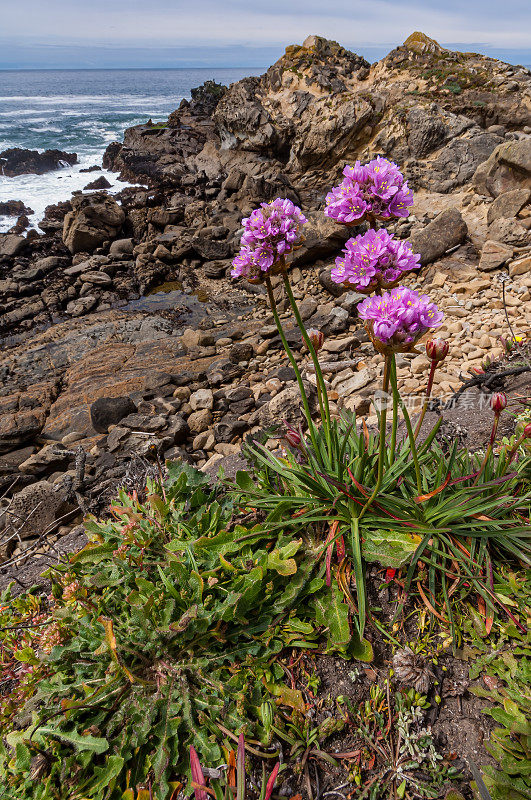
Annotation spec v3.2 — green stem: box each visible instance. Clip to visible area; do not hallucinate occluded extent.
[389,359,422,495]
[414,360,436,440]
[265,276,320,455]
[350,513,366,638]
[282,273,332,450]
[389,356,398,466]
[359,354,392,522]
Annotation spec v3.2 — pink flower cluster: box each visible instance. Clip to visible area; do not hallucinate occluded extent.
[331,229,421,292]
[231,198,307,279]
[324,157,414,224]
[358,287,443,351]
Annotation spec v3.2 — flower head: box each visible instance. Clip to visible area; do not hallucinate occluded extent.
[307,328,325,352]
[490,393,507,414]
[325,158,413,225]
[330,228,421,292]
[426,338,449,363]
[232,198,306,280]
[357,286,443,353]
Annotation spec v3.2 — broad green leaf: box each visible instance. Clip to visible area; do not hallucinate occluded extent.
[35,726,109,753]
[313,584,351,653]
[363,529,422,568]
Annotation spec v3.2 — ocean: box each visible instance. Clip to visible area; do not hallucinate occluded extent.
[0,68,257,231]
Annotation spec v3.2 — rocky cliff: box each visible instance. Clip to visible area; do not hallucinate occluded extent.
[0,33,530,589]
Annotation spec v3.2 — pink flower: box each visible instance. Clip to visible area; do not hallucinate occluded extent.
[325,157,413,224]
[330,229,420,292]
[358,287,443,353]
[232,197,306,280]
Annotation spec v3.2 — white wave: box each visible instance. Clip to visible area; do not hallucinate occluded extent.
[0,161,144,233]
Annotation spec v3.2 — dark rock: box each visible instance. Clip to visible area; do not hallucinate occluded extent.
[0,147,77,177]
[90,396,137,433]
[225,386,253,403]
[214,417,249,443]
[409,209,468,265]
[407,107,447,158]
[144,372,174,390]
[80,165,102,173]
[207,360,243,386]
[191,235,231,261]
[319,267,345,297]
[229,342,253,363]
[84,175,112,190]
[0,200,34,217]
[119,413,167,432]
[204,260,229,278]
[166,415,190,444]
[0,234,26,257]
[273,366,296,382]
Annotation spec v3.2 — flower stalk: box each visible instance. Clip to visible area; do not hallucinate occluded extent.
[281,271,333,456]
[264,276,320,456]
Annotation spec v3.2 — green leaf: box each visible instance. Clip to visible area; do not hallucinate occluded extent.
[313,584,351,654]
[349,635,374,663]
[35,726,109,753]
[363,529,423,568]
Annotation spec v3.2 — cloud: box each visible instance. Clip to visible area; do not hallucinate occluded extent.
[1,0,530,67]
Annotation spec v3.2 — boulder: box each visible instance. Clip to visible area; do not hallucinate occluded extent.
[487,188,531,225]
[474,139,531,197]
[189,389,214,411]
[407,107,447,158]
[109,237,134,256]
[63,192,125,253]
[203,260,229,278]
[487,217,530,246]
[83,175,112,190]
[258,381,316,428]
[0,234,26,257]
[478,240,514,271]
[18,444,72,475]
[90,396,137,433]
[409,209,468,265]
[290,211,351,267]
[0,480,64,539]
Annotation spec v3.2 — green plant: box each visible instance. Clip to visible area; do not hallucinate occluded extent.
[343,684,460,799]
[0,462,345,799]
[468,575,531,800]
[190,733,279,800]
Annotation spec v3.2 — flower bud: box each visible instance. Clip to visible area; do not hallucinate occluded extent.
[490,392,507,414]
[426,338,449,363]
[284,426,302,449]
[307,328,325,352]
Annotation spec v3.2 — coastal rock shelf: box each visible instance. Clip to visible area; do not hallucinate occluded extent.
[0,31,530,591]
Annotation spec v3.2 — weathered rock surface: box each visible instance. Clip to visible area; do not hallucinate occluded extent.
[63,192,125,253]
[474,140,531,197]
[1,32,531,578]
[409,209,468,264]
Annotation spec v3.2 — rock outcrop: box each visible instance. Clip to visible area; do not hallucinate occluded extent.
[0,147,77,177]
[0,33,530,586]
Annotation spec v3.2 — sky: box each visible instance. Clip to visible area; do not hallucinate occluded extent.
[1,0,530,69]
